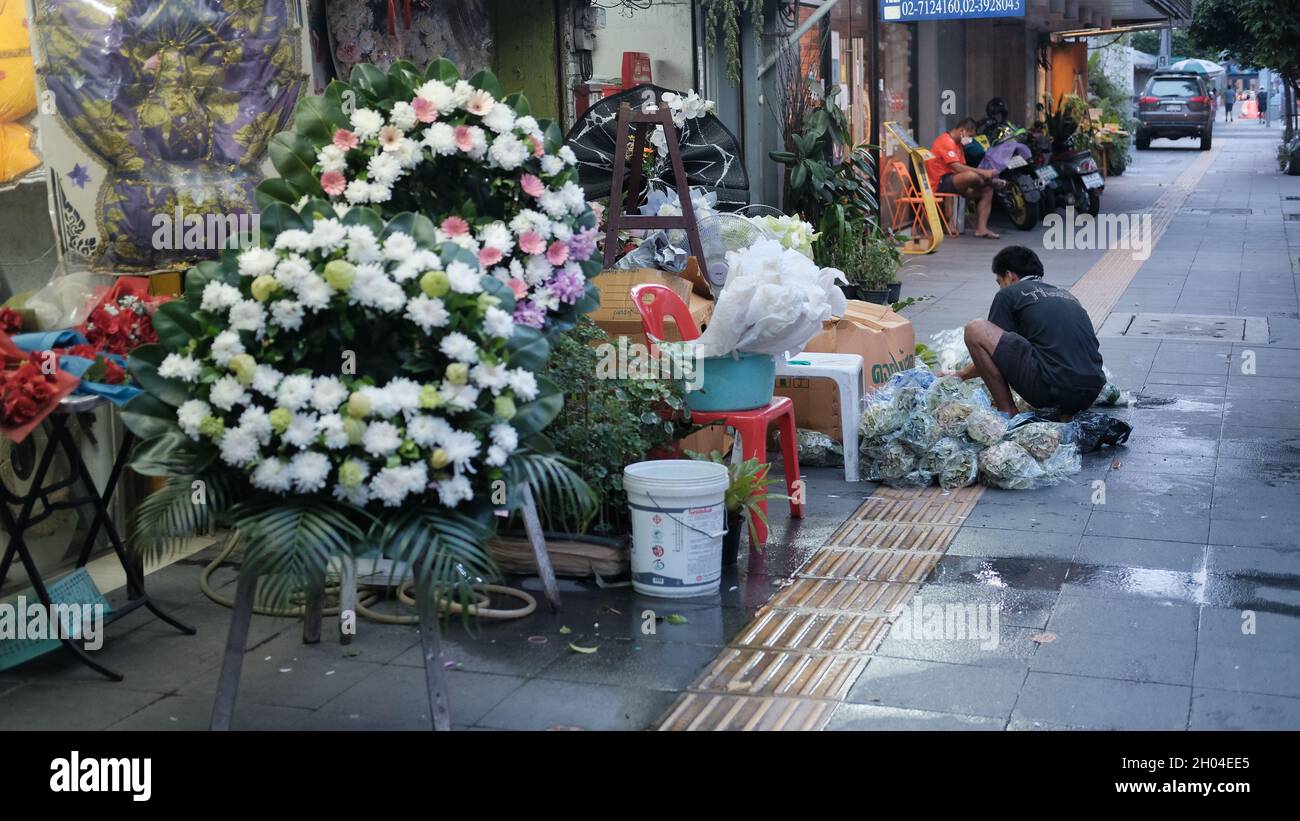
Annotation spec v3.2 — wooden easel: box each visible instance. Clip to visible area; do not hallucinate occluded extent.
[602,103,706,267]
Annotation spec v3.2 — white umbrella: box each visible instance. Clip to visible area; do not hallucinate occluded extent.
[1167,58,1226,76]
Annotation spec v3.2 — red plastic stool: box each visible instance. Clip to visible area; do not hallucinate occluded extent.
[629,283,805,547]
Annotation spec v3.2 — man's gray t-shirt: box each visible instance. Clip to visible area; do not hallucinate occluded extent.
[987,278,1105,396]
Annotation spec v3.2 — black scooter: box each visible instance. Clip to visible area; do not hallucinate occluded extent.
[1037,102,1105,217]
[966,113,1043,231]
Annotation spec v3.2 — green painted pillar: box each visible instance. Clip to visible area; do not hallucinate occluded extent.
[490,0,561,121]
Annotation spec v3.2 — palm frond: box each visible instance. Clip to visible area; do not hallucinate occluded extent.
[127,470,242,566]
[230,496,371,611]
[505,450,598,533]
[377,509,497,625]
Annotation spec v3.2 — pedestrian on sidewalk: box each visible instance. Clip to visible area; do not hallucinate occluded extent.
[1258,88,1270,126]
[945,246,1105,416]
[1222,87,1234,122]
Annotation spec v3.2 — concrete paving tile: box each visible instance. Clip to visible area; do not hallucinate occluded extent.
[0,681,167,730]
[317,664,526,727]
[1194,645,1300,699]
[1208,515,1300,550]
[1189,688,1300,730]
[1012,672,1190,730]
[874,624,1040,670]
[827,702,1004,730]
[892,578,1060,630]
[478,678,675,730]
[1091,472,1214,513]
[106,694,317,731]
[846,657,1024,719]
[1075,536,1206,573]
[1205,544,1300,578]
[948,527,1081,561]
[1085,509,1210,544]
[1145,371,1228,387]
[1224,398,1300,429]
[1046,593,1200,640]
[534,638,722,691]
[1028,631,1196,685]
[1197,607,1300,653]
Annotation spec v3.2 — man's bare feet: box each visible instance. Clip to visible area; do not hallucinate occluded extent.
[975,230,1001,239]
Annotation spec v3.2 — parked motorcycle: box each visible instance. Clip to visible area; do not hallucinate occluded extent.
[968,99,1043,231]
[1037,98,1105,217]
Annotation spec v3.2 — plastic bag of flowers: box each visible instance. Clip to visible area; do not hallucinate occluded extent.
[1006,421,1064,461]
[1095,367,1134,407]
[919,436,966,473]
[897,409,940,451]
[965,409,1009,446]
[934,400,974,437]
[938,449,979,490]
[861,439,915,481]
[886,468,935,489]
[930,327,973,373]
[859,401,906,439]
[925,374,967,409]
[978,441,1045,490]
[891,384,927,415]
[797,428,843,467]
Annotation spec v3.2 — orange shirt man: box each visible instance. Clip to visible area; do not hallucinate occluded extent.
[923,118,1005,239]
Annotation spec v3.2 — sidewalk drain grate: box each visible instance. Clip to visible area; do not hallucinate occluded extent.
[1178,207,1253,215]
[1101,312,1269,343]
[1286,213,1300,221]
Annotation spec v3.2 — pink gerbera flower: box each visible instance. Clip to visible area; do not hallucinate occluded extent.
[378,125,403,149]
[411,97,438,123]
[478,247,504,267]
[320,170,347,196]
[466,89,495,116]
[506,279,529,300]
[528,135,544,158]
[518,230,546,256]
[546,240,570,267]
[519,174,545,198]
[333,129,359,151]
[441,216,471,237]
[454,125,475,152]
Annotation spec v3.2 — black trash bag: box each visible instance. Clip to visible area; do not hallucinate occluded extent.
[1008,411,1131,454]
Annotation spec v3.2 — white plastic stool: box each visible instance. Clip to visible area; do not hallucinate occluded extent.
[775,351,864,482]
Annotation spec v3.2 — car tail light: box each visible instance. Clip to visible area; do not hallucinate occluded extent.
[1139,96,1159,104]
[1189,95,1209,104]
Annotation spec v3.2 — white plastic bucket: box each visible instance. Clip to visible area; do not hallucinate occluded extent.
[623,459,730,598]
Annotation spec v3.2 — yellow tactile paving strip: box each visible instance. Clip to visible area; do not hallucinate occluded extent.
[657,148,1220,731]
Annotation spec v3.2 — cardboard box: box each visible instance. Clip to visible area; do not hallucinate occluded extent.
[776,300,916,441]
[590,267,713,347]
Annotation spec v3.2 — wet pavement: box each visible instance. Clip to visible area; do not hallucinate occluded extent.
[2,119,1298,731]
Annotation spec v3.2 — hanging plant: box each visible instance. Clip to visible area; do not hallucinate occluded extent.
[700,0,763,86]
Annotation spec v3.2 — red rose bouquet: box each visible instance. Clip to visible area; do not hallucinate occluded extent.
[79,278,168,357]
[0,346,79,443]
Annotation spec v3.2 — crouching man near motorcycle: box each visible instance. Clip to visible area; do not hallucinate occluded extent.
[926,118,1007,239]
[947,246,1106,416]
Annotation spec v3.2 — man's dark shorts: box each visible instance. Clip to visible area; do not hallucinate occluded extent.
[992,331,1102,413]
[936,173,958,194]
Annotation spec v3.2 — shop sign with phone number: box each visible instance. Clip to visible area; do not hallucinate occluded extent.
[881,0,1025,22]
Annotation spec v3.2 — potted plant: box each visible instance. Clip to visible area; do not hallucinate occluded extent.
[690,451,788,565]
[863,226,904,304]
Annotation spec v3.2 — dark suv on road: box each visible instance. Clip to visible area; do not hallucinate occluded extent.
[1136,71,1214,151]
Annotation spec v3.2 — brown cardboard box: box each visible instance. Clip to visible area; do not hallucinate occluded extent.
[590,267,713,347]
[775,300,916,441]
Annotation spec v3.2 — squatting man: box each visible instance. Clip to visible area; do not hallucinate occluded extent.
[943,246,1105,416]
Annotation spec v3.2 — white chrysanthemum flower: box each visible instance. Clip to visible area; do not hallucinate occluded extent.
[219,427,259,467]
[238,247,279,278]
[390,137,421,169]
[252,458,294,493]
[516,115,540,137]
[550,221,573,242]
[176,399,210,439]
[290,451,331,493]
[273,254,312,291]
[209,375,250,412]
[297,274,334,311]
[523,254,552,286]
[350,107,384,141]
[350,271,406,313]
[490,423,519,453]
[159,353,201,383]
[391,249,440,282]
[451,80,475,107]
[346,225,382,263]
[276,374,314,411]
[415,79,455,111]
[389,100,417,131]
[311,376,349,413]
[442,430,481,474]
[437,475,474,507]
[384,378,423,417]
[404,294,450,333]
[438,382,480,412]
[270,299,305,331]
[309,218,347,251]
[538,189,567,219]
[507,369,539,401]
[488,133,529,170]
[344,178,372,204]
[239,406,273,444]
[405,414,444,447]
[317,413,349,450]
[446,261,482,294]
[439,332,480,363]
[471,362,509,394]
[283,412,319,448]
[423,122,457,155]
[369,466,412,507]
[383,232,417,261]
[482,101,516,134]
[227,300,267,334]
[200,281,242,313]
[317,144,347,173]
[478,221,514,253]
[482,306,515,339]
[362,420,403,457]
[531,286,559,313]
[368,152,402,186]
[332,482,370,506]
[485,445,508,467]
[558,145,577,165]
[274,229,312,253]
[561,181,588,213]
[209,330,245,366]
[252,365,283,397]
[540,154,564,176]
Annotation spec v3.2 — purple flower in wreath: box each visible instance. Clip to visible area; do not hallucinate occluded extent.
[547,267,586,305]
[567,226,599,263]
[512,300,546,329]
